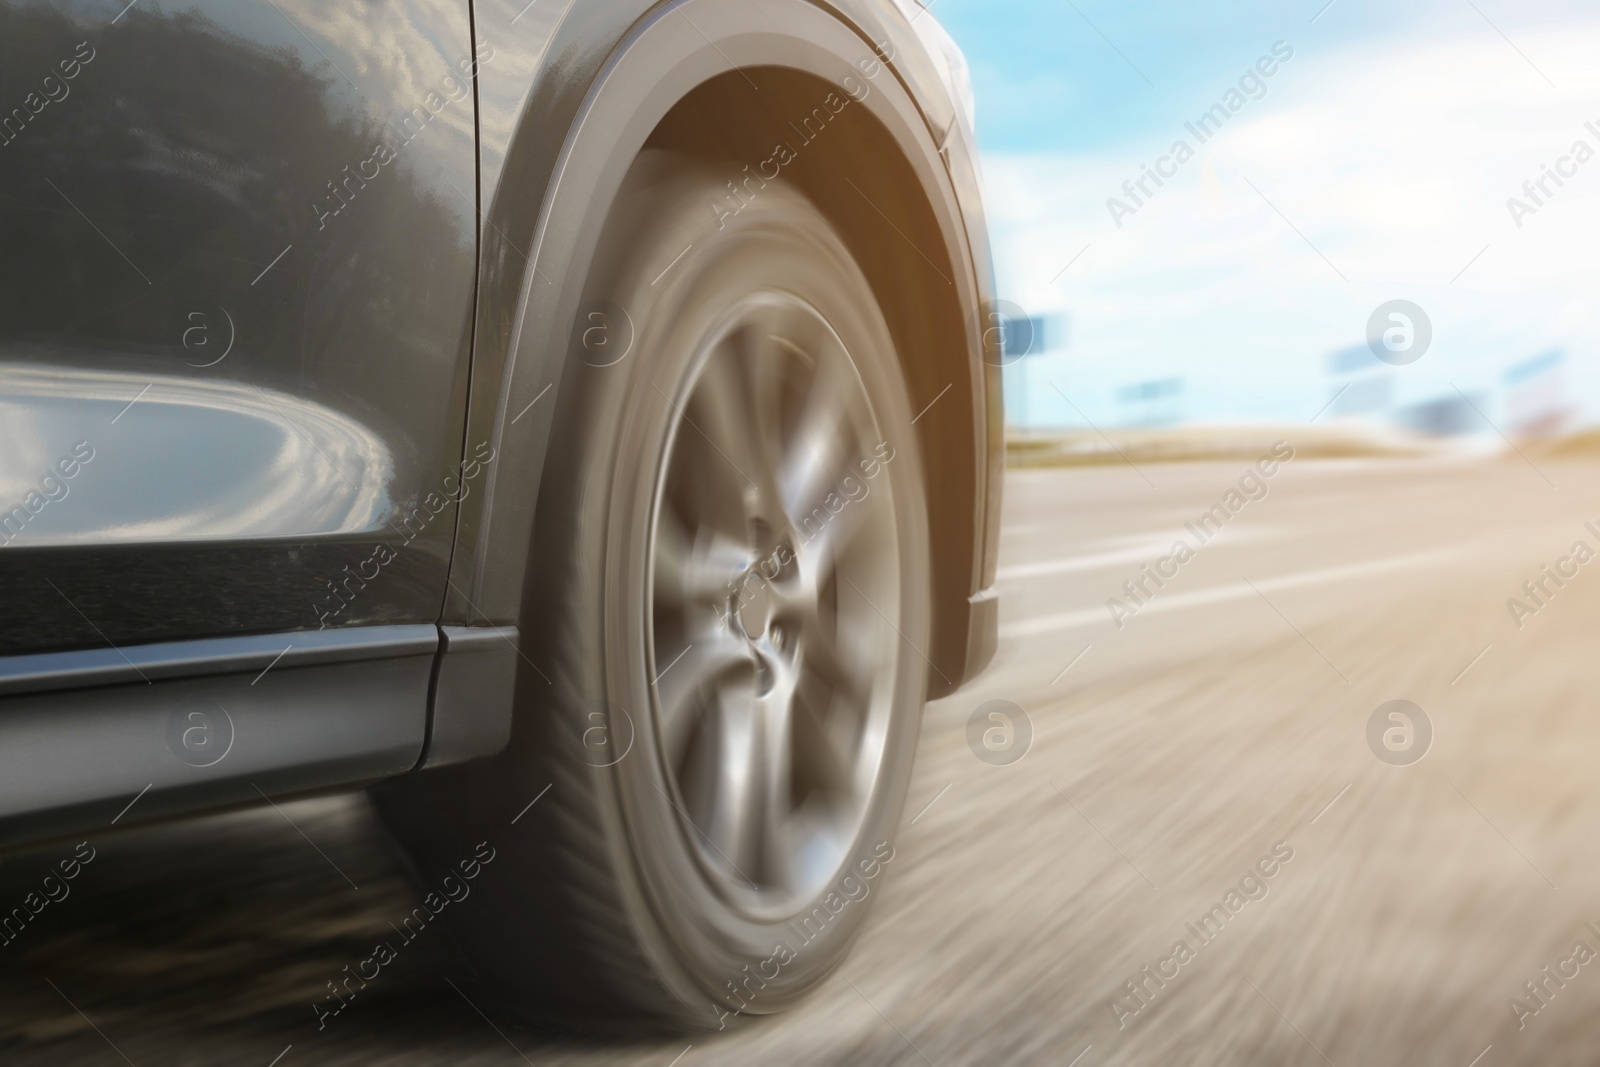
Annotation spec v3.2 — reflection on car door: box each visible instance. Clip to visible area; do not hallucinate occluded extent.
[0,0,483,653]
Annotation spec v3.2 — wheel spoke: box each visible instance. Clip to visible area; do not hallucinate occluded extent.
[700,681,763,879]
[656,633,753,766]
[779,355,859,522]
[647,293,904,908]
[755,684,797,889]
[687,339,785,522]
[794,484,876,570]
[790,672,857,804]
[796,619,868,710]
[653,505,750,611]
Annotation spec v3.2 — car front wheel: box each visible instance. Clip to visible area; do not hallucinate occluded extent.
[378,150,930,1028]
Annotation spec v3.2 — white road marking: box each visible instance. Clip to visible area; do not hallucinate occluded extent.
[1000,548,1459,640]
[997,527,1274,582]
[996,539,1170,582]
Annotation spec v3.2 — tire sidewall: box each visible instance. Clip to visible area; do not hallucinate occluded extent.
[541,156,929,1019]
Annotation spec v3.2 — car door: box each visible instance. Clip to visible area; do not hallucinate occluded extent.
[0,0,481,653]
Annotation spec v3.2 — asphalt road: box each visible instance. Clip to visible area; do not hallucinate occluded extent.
[7,452,1600,1066]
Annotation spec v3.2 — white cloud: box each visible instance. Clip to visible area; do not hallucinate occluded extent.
[987,21,1600,429]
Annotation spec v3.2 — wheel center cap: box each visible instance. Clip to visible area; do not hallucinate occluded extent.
[735,577,772,640]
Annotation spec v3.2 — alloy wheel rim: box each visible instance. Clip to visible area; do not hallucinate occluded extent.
[646,292,901,918]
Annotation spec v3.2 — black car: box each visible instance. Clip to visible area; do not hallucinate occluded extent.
[0,0,1000,1027]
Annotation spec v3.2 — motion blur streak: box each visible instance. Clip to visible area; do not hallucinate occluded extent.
[8,453,1600,1064]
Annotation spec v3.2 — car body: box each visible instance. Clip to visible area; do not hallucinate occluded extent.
[0,0,998,893]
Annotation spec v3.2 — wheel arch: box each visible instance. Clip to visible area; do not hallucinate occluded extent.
[448,0,997,697]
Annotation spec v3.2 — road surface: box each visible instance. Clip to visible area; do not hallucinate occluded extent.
[7,452,1600,1066]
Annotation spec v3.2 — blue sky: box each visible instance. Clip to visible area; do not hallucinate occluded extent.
[941,0,1333,153]
[931,0,1600,433]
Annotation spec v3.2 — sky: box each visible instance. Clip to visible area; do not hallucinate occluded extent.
[930,0,1600,432]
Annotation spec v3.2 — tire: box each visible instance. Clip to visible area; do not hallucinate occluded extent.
[375,150,930,1029]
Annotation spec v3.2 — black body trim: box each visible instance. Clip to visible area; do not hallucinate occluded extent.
[416,625,519,768]
[0,624,438,697]
[0,626,440,849]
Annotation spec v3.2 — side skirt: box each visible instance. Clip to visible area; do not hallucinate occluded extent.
[0,624,516,850]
